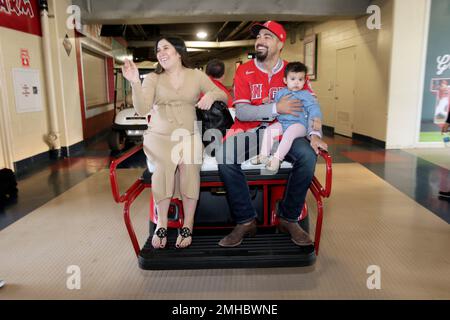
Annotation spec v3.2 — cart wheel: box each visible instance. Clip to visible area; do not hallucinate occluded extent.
[108,130,126,151]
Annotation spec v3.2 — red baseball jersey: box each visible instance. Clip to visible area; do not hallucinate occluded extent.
[210,77,233,108]
[230,59,314,135]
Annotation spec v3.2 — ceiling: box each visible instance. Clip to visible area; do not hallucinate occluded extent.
[73,0,373,65]
[102,21,278,65]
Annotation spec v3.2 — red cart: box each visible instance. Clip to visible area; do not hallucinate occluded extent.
[110,145,332,270]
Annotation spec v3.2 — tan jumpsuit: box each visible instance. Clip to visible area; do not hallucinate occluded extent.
[131,68,227,203]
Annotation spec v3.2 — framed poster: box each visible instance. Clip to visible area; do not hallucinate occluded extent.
[12,68,42,113]
[419,0,450,142]
[304,34,318,80]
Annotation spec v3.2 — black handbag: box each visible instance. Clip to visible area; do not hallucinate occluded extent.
[0,168,18,203]
[196,100,234,153]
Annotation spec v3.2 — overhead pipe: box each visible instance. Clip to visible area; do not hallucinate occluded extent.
[227,21,253,41]
[223,21,248,41]
[128,39,255,49]
[39,0,61,158]
[212,21,229,41]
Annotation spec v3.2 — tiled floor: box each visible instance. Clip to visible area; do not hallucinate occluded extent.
[1,133,449,230]
[0,132,449,299]
[403,148,450,170]
[0,164,448,299]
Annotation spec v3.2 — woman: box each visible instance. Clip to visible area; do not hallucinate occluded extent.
[122,37,227,249]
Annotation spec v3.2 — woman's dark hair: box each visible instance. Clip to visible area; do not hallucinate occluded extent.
[284,61,308,77]
[154,36,191,74]
[205,59,225,79]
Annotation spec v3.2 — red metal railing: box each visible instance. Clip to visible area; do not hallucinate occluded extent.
[109,144,144,203]
[110,146,332,256]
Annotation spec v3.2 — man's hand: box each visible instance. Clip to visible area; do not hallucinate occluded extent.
[310,135,328,155]
[276,94,303,116]
[441,123,449,134]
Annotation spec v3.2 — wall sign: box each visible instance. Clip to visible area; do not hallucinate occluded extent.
[0,0,42,36]
[20,49,30,67]
[12,68,42,113]
[63,34,72,57]
[303,34,318,80]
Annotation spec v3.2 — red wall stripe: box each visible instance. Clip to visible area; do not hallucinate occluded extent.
[107,57,115,103]
[75,31,87,139]
[0,0,42,36]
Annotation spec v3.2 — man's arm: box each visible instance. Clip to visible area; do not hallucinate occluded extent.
[235,90,305,122]
[302,92,323,139]
[235,102,277,122]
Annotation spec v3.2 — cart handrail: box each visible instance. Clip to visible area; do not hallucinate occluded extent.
[313,149,333,198]
[110,146,332,203]
[111,146,333,256]
[109,144,144,203]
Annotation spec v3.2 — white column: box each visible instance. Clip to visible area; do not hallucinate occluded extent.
[40,0,62,155]
[385,0,431,149]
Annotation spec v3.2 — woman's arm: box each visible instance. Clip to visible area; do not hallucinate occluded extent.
[130,73,157,116]
[197,71,228,106]
[122,58,156,116]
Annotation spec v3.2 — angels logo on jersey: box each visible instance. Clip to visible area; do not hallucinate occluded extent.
[251,84,263,100]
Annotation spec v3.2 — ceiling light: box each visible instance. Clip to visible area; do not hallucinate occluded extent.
[196,31,207,39]
[187,48,207,52]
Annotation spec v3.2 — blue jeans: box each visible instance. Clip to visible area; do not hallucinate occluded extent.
[216,129,317,224]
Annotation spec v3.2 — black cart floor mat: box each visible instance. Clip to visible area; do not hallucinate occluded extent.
[139,233,316,270]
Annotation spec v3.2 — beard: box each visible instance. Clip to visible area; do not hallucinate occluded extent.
[256,51,268,62]
[255,46,269,62]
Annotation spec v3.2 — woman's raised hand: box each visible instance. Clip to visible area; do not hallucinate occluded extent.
[122,58,140,84]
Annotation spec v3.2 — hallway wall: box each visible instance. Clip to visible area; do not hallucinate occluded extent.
[48,0,84,151]
[0,27,51,163]
[284,0,393,142]
[0,0,126,171]
[0,0,83,167]
[220,0,394,143]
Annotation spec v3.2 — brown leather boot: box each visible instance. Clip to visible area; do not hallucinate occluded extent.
[218,220,257,247]
[277,217,313,246]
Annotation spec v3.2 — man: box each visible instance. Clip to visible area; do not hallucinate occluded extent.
[216,21,328,247]
[205,59,233,108]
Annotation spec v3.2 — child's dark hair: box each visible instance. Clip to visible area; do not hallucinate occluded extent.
[284,62,308,78]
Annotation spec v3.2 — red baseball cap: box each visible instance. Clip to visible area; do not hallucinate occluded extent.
[251,21,287,44]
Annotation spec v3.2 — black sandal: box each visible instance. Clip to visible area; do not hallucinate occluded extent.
[153,227,168,249]
[176,227,193,248]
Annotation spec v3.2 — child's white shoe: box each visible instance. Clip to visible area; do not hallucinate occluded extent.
[264,157,281,175]
[251,154,269,165]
